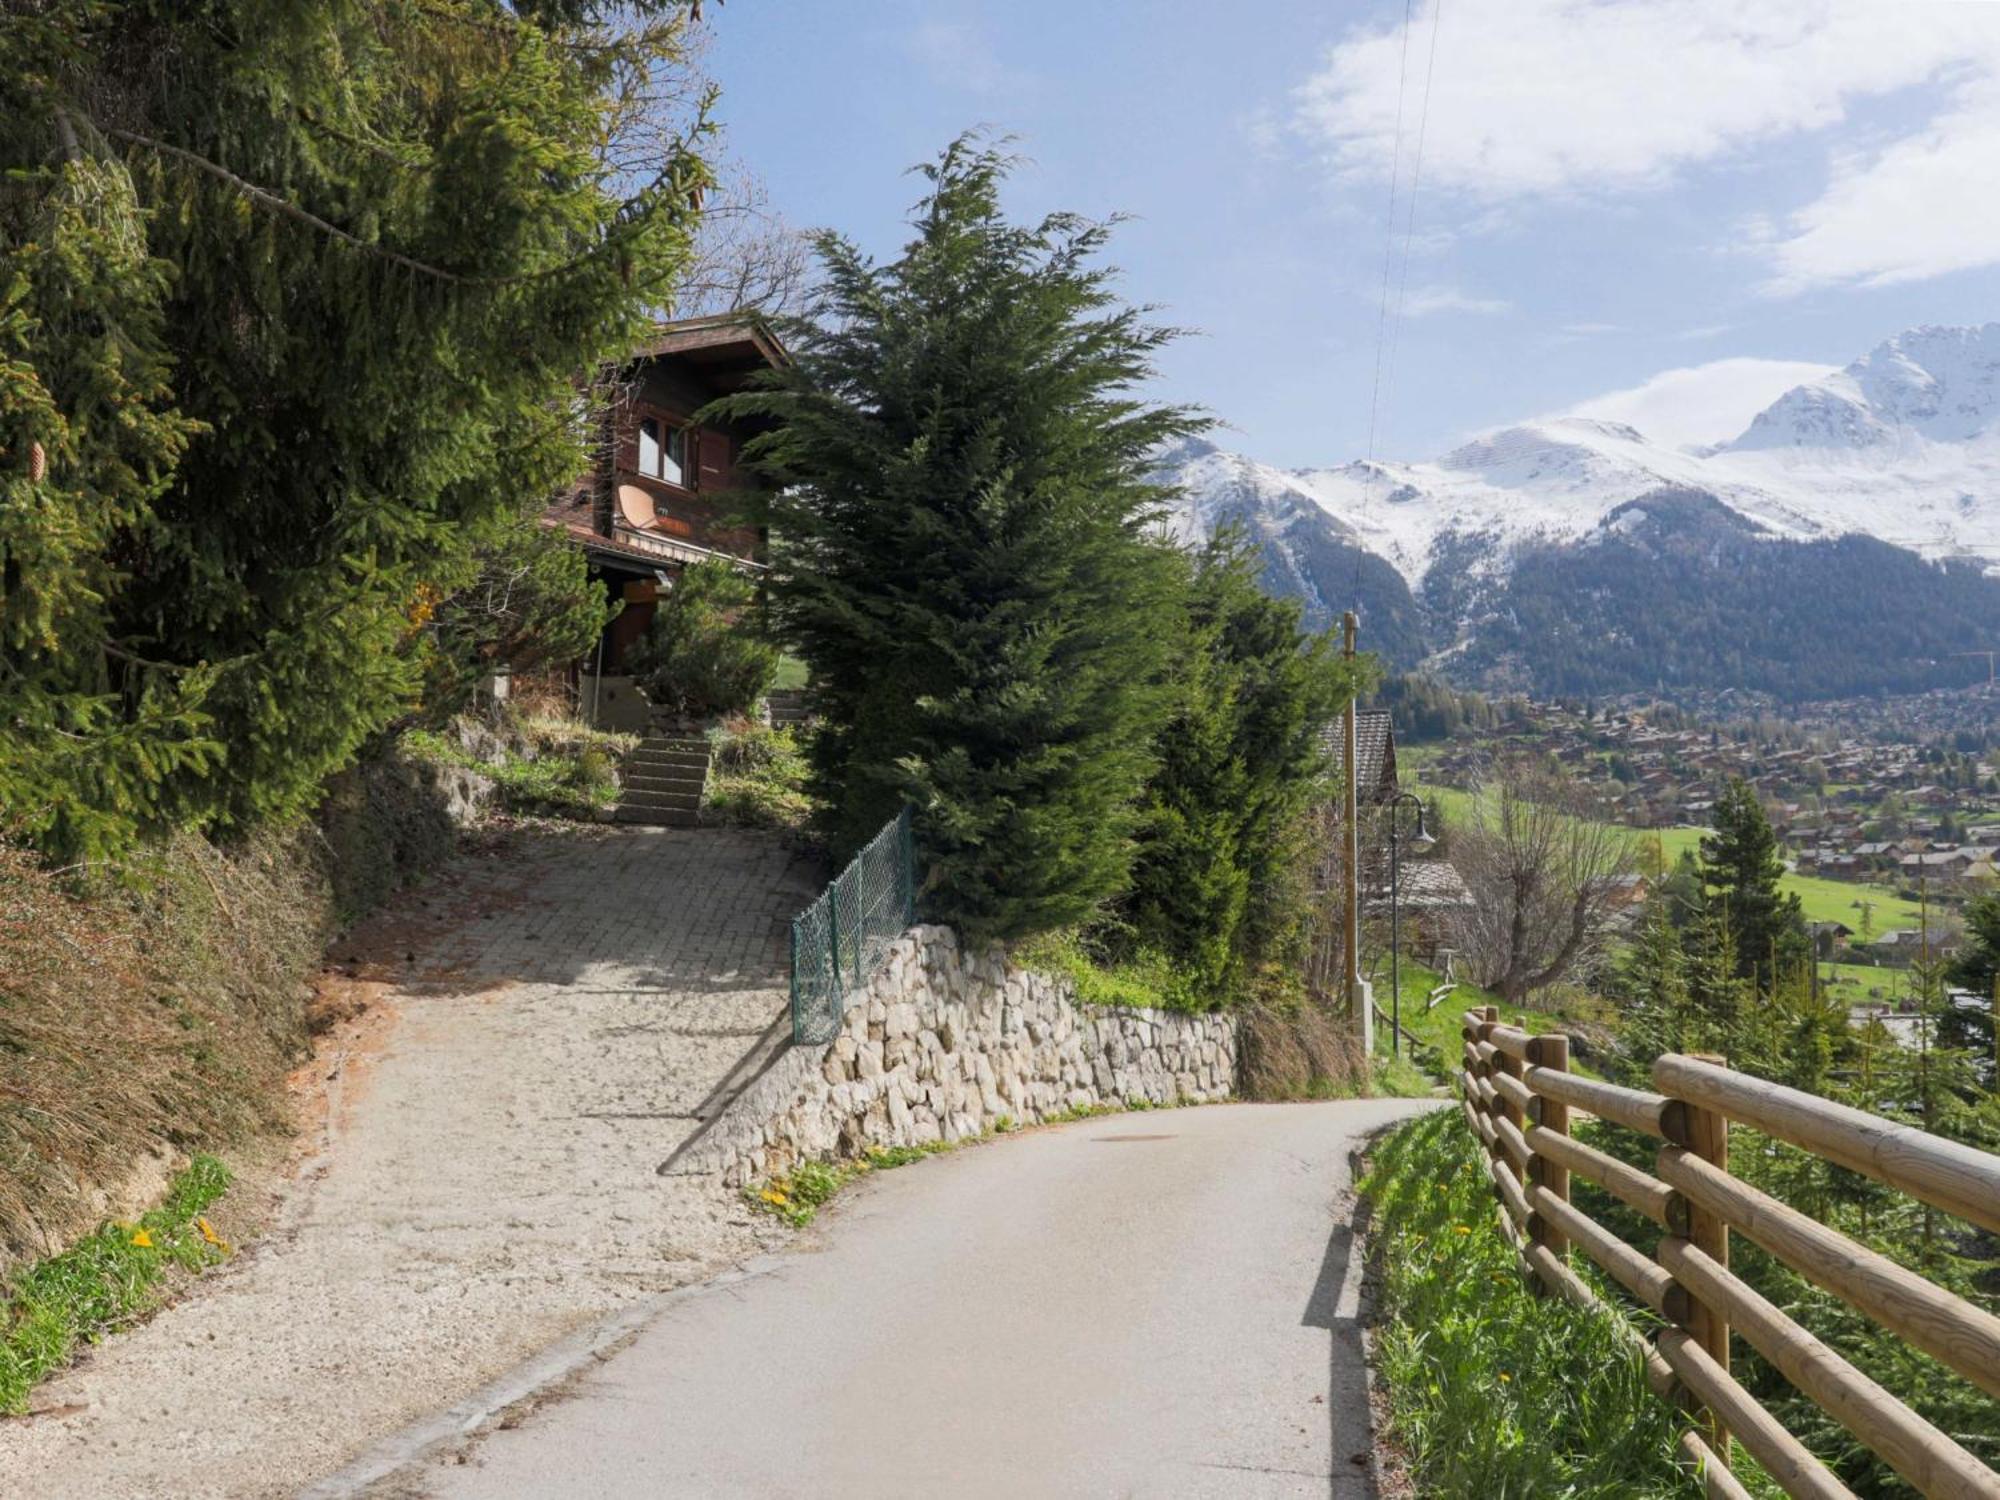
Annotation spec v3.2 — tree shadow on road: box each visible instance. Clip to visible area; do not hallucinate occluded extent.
[1302,1175,1386,1499]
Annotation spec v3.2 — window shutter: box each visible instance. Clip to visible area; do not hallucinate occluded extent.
[697,428,730,491]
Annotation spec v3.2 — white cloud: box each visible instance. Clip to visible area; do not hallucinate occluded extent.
[905,18,1028,97]
[1758,79,2000,292]
[1295,1,2000,289]
[1404,284,1510,316]
[1558,356,1839,450]
[1297,2,1996,198]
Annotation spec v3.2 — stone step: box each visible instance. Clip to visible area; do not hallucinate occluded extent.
[766,690,816,727]
[629,749,710,769]
[623,771,707,793]
[638,738,710,755]
[613,805,700,828]
[620,787,703,811]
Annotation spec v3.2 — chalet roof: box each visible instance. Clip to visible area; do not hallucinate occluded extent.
[630,313,789,393]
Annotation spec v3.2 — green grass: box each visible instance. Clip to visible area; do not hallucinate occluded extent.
[1371,958,1603,1082]
[403,722,627,819]
[0,1155,232,1413]
[771,653,810,692]
[747,1142,958,1227]
[1412,776,1925,934]
[703,721,819,834]
[1823,961,1907,1003]
[1363,1113,1699,1497]
[1012,929,1210,1013]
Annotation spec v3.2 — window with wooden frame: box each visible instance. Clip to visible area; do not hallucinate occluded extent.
[635,412,693,490]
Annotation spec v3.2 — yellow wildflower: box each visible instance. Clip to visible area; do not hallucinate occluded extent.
[129,1228,153,1248]
[196,1217,229,1251]
[1453,1224,1472,1235]
[1499,1372,1511,1384]
[760,1190,788,1206]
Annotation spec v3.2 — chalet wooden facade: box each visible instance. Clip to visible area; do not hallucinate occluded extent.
[545,313,786,712]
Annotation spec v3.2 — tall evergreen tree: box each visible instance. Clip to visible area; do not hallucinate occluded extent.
[2,0,707,859]
[1699,778,1808,989]
[718,138,1203,943]
[1121,532,1360,1000]
[1944,888,2000,1062]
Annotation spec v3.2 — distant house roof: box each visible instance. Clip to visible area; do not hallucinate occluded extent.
[1321,709,1398,804]
[1366,859,1475,913]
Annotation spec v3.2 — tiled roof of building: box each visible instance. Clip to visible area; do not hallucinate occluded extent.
[1365,858,1475,913]
[1320,710,1397,803]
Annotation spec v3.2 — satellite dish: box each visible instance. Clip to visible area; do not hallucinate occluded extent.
[616,482,657,528]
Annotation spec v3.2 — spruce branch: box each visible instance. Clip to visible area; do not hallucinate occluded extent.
[96,123,704,288]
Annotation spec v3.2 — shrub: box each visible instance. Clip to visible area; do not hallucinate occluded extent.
[400,712,631,823]
[625,562,779,720]
[1014,928,1207,1013]
[703,720,818,835]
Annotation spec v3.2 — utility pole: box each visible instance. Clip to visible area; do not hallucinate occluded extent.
[1954,650,1997,688]
[1342,611,1371,1053]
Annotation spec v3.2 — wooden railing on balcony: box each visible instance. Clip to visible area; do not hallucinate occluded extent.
[1457,1004,2000,1500]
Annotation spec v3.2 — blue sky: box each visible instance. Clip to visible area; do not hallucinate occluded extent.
[707,1,2000,468]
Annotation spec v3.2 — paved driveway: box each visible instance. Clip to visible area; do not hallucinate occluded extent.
[416,1097,1441,1500]
[1,826,821,1500]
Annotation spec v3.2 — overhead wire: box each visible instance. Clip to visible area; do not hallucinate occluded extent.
[1354,0,1420,608]
[1382,0,1447,444]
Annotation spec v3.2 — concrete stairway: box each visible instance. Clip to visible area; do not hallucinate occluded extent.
[766,689,816,730]
[614,731,710,827]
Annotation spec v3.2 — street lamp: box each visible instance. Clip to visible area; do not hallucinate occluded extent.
[1387,791,1436,1059]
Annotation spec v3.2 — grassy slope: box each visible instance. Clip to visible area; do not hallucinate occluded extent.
[1363,1111,1696,1497]
[1374,957,1605,1084]
[0,1156,232,1413]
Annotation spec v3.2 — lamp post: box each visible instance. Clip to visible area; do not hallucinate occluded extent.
[1387,791,1436,1059]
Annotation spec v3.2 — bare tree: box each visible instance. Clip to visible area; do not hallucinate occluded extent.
[670,168,815,319]
[1450,762,1636,1008]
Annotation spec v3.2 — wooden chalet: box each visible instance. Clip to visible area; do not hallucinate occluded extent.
[544,313,787,725]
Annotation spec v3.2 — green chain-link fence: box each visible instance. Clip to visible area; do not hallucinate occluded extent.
[790,806,918,1043]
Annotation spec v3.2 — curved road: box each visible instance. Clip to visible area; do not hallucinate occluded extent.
[408,1098,1438,1499]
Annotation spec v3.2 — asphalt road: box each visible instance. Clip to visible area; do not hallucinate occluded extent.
[417,1097,1440,1500]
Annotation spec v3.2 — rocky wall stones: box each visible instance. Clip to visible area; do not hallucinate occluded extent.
[697,925,1237,1188]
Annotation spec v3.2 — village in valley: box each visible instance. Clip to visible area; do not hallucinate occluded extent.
[1393,680,2000,1046]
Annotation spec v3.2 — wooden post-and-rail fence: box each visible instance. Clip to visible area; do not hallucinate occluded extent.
[1457,1004,2000,1500]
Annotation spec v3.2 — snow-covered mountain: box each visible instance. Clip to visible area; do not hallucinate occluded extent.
[1160,324,2000,701]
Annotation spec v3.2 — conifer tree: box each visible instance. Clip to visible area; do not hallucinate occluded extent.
[718,137,1204,943]
[1,0,708,859]
[1699,778,1808,989]
[1121,532,1360,999]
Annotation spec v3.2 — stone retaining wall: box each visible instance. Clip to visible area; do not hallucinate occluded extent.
[697,925,1237,1188]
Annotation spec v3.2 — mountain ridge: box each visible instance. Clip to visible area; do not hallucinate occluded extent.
[1159,323,2000,701]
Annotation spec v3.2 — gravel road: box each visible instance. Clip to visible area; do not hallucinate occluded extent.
[0,826,820,1500]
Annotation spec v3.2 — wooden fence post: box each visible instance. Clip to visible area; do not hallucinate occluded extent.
[1527,1032,1571,1261]
[1666,1052,1733,1469]
[1494,1016,1527,1185]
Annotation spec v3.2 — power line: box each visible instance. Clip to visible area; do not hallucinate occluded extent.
[1354,0,1419,607]
[1382,0,1447,434]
